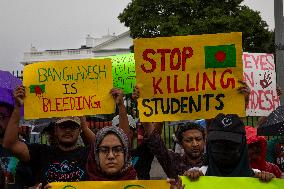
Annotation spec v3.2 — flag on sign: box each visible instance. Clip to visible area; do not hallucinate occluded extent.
[30,84,45,95]
[204,44,236,69]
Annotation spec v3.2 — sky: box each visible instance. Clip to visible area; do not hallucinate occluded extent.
[0,0,278,72]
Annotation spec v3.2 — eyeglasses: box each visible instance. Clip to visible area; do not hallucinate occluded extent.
[0,113,10,121]
[97,146,124,157]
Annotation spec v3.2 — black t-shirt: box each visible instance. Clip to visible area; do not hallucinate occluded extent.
[0,146,19,183]
[28,144,88,185]
[0,145,35,189]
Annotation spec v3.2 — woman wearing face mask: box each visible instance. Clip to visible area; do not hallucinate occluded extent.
[183,114,275,182]
[86,126,137,180]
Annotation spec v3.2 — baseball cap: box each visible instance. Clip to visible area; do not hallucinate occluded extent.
[207,114,245,143]
[55,116,81,127]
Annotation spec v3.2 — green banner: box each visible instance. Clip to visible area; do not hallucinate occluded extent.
[96,53,136,94]
[181,176,284,189]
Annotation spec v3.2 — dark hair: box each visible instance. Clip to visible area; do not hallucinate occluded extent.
[0,101,14,115]
[176,122,205,144]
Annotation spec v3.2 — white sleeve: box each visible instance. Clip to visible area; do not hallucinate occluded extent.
[252,168,261,173]
[186,166,208,175]
[199,166,208,175]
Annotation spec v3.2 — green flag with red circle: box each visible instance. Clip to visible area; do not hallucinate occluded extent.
[204,44,236,69]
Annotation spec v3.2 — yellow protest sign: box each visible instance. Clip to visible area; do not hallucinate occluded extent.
[50,180,170,189]
[23,59,115,119]
[181,176,284,189]
[134,32,245,122]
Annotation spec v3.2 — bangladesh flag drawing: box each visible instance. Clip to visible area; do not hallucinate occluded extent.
[204,44,236,69]
[30,84,45,96]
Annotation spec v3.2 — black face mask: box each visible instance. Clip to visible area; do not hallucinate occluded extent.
[210,140,241,170]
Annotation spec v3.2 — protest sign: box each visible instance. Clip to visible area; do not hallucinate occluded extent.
[134,32,245,122]
[23,59,115,119]
[96,53,136,94]
[181,176,284,189]
[50,180,169,189]
[243,53,280,116]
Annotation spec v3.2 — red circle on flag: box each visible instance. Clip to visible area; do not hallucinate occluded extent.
[215,51,226,62]
[35,86,43,95]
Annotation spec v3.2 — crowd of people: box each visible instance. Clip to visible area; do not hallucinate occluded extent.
[0,81,283,189]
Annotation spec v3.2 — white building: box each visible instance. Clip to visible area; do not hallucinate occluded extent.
[21,31,133,65]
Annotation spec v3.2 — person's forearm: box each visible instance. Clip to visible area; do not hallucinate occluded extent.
[146,132,178,178]
[143,122,163,137]
[3,106,21,148]
[118,103,130,136]
[81,126,96,145]
[80,117,96,145]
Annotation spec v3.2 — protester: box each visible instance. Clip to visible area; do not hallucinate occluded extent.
[114,115,157,180]
[146,121,206,179]
[266,136,284,173]
[1,98,35,188]
[0,102,18,186]
[3,86,98,186]
[259,86,284,174]
[85,86,137,181]
[86,126,137,180]
[183,114,275,183]
[130,86,210,179]
[245,126,282,178]
[129,86,163,180]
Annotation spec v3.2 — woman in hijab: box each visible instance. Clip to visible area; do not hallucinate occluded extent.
[86,126,137,180]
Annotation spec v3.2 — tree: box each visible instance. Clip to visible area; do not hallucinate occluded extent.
[118,0,274,53]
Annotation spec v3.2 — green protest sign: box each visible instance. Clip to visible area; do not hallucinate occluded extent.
[181,176,284,189]
[96,53,136,94]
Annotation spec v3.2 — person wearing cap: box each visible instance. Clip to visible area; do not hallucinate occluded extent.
[2,86,93,186]
[3,86,130,186]
[183,114,275,182]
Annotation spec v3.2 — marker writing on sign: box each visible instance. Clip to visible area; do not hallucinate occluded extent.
[42,95,101,112]
[151,69,235,95]
[37,65,107,82]
[142,93,225,117]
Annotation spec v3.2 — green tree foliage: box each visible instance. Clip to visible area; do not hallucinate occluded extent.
[119,0,274,53]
